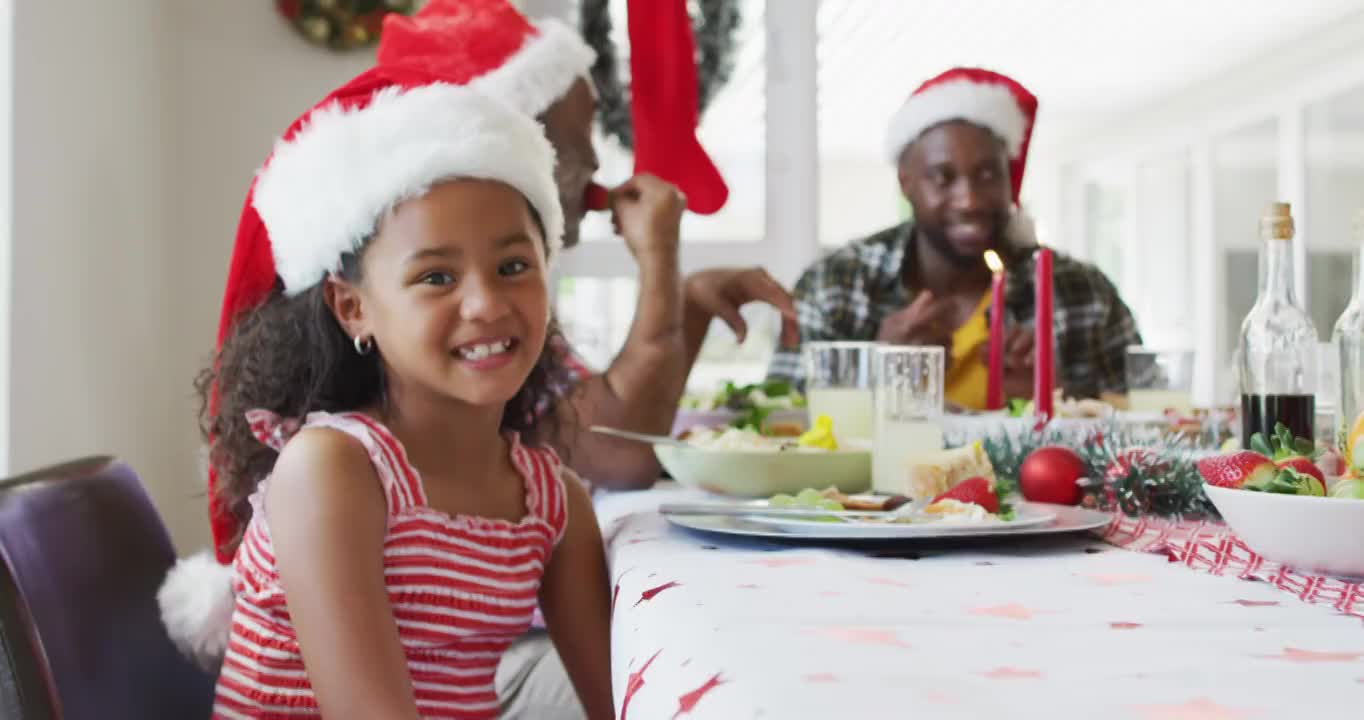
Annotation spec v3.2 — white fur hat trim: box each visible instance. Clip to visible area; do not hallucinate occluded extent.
[253,83,563,296]
[885,79,1028,163]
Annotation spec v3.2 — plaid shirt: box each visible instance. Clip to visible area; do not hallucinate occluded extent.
[767,222,1145,399]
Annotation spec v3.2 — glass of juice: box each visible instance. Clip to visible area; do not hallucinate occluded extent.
[1126,346,1194,415]
[803,341,879,446]
[871,345,945,494]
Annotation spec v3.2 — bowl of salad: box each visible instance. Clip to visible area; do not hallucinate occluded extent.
[673,380,809,437]
[656,423,871,497]
[1198,423,1364,579]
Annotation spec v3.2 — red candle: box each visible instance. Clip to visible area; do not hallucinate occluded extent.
[984,250,1006,410]
[1033,243,1055,421]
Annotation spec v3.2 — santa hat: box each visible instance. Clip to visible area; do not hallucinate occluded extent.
[376,0,595,118]
[377,0,728,214]
[884,67,1038,204]
[158,75,561,668]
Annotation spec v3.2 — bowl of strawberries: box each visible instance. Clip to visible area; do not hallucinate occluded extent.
[1198,423,1364,579]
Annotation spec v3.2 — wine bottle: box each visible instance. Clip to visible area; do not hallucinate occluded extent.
[1237,202,1318,447]
[1331,210,1364,448]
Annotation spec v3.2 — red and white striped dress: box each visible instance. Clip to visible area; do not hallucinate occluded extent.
[213,410,568,719]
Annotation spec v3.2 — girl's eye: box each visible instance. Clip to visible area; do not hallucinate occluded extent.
[418,271,455,286]
[499,258,531,276]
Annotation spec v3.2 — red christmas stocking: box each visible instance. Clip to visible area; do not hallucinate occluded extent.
[626,0,728,214]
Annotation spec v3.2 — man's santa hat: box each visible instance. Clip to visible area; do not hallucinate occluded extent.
[376,0,595,118]
[884,67,1039,204]
[157,75,561,668]
[378,0,728,213]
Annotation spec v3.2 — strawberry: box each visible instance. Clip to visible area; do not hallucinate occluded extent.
[1244,466,1326,496]
[1249,422,1326,493]
[1274,457,1327,494]
[931,476,999,514]
[1196,451,1275,489]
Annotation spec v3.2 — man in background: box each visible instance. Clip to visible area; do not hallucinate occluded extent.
[768,67,1142,408]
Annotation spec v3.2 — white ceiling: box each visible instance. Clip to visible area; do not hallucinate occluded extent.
[693,0,1364,158]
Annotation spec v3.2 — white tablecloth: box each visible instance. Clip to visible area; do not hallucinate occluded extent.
[594,486,1364,720]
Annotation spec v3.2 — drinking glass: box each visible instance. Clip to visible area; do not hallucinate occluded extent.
[803,341,879,445]
[872,346,945,494]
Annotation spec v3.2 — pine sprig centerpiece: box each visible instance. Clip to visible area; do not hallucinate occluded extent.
[975,420,1218,520]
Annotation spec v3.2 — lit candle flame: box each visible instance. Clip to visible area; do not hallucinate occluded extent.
[983,249,1004,273]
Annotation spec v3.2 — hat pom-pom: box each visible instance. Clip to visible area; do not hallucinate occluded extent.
[158,551,235,670]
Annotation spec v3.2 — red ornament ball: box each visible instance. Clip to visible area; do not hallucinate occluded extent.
[1019,445,1086,505]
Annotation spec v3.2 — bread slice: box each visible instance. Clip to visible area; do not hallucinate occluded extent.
[898,442,996,500]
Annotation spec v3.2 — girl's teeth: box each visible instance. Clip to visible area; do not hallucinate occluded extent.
[461,340,510,360]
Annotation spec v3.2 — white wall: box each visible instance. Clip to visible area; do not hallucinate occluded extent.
[5,1,371,553]
[0,0,12,474]
[162,3,370,552]
[9,0,176,529]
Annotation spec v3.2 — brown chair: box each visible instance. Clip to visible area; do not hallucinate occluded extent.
[0,456,215,719]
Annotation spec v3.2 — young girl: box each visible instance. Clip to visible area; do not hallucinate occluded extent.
[191,77,613,719]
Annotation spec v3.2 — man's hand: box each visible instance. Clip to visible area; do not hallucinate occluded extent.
[979,326,1036,399]
[876,291,955,349]
[608,174,685,262]
[685,268,798,346]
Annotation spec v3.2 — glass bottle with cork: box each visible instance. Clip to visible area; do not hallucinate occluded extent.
[1237,201,1318,446]
[1330,210,1364,447]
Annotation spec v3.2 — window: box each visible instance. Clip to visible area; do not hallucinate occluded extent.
[1083,179,1127,289]
[1306,82,1364,337]
[578,0,766,245]
[554,0,777,392]
[1212,118,1279,403]
[1134,152,1193,351]
[814,2,909,248]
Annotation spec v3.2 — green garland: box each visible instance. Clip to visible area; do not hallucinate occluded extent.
[579,0,743,150]
[975,421,1219,520]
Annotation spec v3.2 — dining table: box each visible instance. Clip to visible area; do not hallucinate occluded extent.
[592,483,1364,719]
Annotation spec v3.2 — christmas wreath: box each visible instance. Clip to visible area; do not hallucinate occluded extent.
[275,0,416,51]
[580,0,743,150]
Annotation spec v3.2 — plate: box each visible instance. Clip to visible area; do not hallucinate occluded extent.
[737,504,1056,537]
[663,502,1109,542]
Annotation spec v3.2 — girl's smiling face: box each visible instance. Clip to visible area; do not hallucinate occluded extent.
[328,178,551,409]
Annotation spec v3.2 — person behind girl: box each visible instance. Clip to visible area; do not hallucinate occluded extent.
[198,76,615,718]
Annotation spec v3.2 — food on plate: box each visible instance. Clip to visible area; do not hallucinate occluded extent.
[1196,449,1324,497]
[1329,477,1364,499]
[922,498,1001,523]
[1344,409,1364,472]
[762,484,1016,525]
[763,421,806,438]
[797,414,839,450]
[1195,451,1277,489]
[817,487,911,511]
[898,441,996,500]
[680,424,833,453]
[928,476,999,514]
[1248,422,1326,492]
[769,488,845,519]
[679,379,806,431]
[1014,390,1114,419]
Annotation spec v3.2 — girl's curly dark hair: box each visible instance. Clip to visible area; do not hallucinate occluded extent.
[198,246,576,559]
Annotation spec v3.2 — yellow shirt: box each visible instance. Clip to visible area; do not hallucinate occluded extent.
[944,291,992,411]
